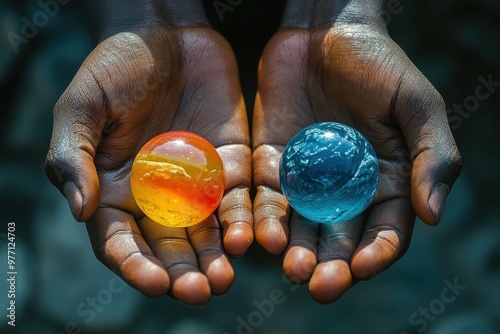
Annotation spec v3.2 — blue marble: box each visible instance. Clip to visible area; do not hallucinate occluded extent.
[279,122,379,224]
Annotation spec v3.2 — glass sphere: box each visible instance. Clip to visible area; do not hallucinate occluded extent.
[130,131,225,227]
[279,122,379,224]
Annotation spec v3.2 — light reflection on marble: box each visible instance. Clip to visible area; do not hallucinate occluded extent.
[279,122,379,223]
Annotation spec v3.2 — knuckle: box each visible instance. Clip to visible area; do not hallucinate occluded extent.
[446,143,463,175]
[44,153,72,187]
[437,143,462,181]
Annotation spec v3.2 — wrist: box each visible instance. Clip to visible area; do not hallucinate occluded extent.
[281,0,385,29]
[89,0,209,41]
[160,0,209,26]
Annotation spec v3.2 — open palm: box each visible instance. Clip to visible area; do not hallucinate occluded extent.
[46,25,252,305]
[253,23,461,303]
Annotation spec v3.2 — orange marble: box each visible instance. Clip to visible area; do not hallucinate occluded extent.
[130,131,225,227]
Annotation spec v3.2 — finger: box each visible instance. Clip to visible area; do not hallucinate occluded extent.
[393,71,462,225]
[283,212,319,284]
[251,32,314,254]
[254,186,291,254]
[139,218,211,306]
[253,145,291,254]
[350,198,415,280]
[308,214,365,304]
[86,208,170,298]
[218,187,253,256]
[187,215,234,295]
[217,145,253,256]
[45,76,107,222]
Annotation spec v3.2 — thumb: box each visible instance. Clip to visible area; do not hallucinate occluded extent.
[394,74,462,226]
[45,85,106,222]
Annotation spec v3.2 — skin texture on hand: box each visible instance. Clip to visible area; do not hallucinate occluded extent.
[45,12,253,304]
[45,0,462,306]
[252,0,462,303]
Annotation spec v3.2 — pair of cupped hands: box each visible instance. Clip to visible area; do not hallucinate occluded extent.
[45,2,461,306]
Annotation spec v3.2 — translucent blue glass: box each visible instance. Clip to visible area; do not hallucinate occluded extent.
[279,122,379,224]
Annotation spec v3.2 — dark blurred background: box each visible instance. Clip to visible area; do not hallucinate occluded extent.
[1,0,499,333]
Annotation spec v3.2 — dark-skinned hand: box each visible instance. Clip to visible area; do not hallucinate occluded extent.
[45,3,252,306]
[252,0,462,303]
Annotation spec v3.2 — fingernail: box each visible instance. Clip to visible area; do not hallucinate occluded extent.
[428,183,450,225]
[63,181,83,220]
